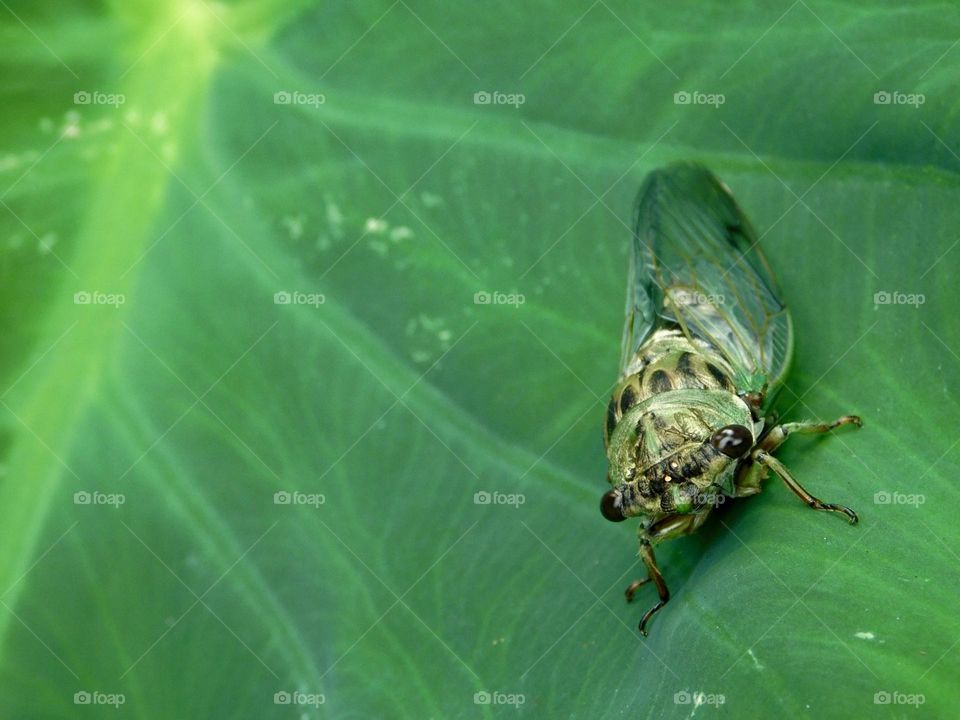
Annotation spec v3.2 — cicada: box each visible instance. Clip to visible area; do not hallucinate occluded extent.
[601,163,861,636]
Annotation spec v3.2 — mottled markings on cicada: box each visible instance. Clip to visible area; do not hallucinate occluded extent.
[648,370,672,393]
[681,458,701,479]
[705,362,732,390]
[619,385,637,413]
[676,351,696,380]
[681,480,699,500]
[605,397,618,438]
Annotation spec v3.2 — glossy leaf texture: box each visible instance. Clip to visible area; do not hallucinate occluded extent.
[0,1,958,718]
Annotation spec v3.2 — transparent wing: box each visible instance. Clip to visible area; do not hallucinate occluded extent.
[620,162,792,394]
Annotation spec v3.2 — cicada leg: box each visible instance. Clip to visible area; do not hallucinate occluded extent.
[758,415,861,453]
[752,449,859,524]
[626,514,699,636]
[736,415,862,498]
[636,540,669,636]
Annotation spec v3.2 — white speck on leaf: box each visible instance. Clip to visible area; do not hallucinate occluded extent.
[150,112,168,135]
[282,215,305,240]
[389,226,413,242]
[420,191,443,208]
[325,197,344,237]
[37,233,57,255]
[855,631,875,640]
[364,217,388,234]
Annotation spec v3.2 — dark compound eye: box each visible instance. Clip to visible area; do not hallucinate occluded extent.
[710,424,753,458]
[600,489,626,522]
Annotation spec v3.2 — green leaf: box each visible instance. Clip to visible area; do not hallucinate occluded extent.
[1,1,958,718]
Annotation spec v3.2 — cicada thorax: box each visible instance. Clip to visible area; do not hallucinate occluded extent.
[604,328,737,449]
[604,328,757,519]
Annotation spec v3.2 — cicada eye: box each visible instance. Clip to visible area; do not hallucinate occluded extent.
[710,424,752,458]
[600,489,626,522]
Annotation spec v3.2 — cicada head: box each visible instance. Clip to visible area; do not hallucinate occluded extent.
[600,389,760,522]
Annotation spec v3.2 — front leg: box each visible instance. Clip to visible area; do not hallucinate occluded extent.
[625,514,699,635]
[636,540,669,636]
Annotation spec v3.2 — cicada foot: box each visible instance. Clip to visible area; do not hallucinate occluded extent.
[625,577,651,602]
[639,599,669,637]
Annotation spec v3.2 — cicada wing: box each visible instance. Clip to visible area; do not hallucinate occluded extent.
[619,229,659,374]
[623,162,792,396]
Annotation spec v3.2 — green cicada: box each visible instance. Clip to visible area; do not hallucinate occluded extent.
[600,162,861,636]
